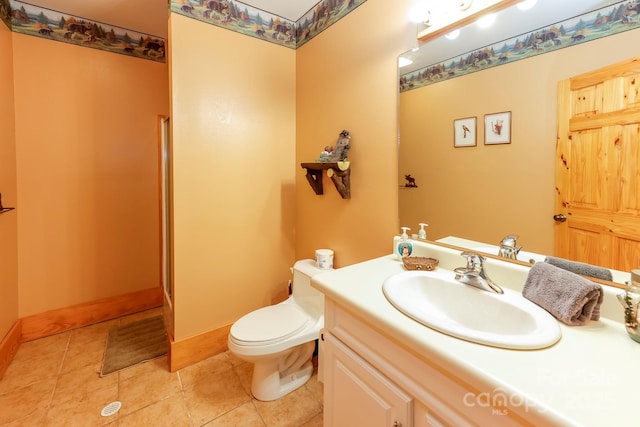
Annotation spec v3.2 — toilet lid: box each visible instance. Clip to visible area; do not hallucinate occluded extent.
[231,304,311,344]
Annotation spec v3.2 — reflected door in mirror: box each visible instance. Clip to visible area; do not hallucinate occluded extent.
[555,57,640,272]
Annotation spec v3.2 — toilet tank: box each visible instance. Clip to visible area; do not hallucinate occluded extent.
[292,259,331,298]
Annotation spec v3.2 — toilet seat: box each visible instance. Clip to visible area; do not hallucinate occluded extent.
[230,304,310,346]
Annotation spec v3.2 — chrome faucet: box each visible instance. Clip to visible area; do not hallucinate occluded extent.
[454,251,504,294]
[498,235,521,260]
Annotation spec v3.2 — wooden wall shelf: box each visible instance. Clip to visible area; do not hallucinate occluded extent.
[0,193,14,214]
[301,162,351,199]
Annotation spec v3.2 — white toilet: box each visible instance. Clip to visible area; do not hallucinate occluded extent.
[227,259,329,401]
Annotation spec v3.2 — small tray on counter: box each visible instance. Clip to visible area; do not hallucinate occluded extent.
[402,256,439,271]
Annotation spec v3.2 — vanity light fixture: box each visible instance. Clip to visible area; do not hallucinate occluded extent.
[409,3,431,25]
[516,0,537,11]
[458,0,473,11]
[399,56,414,68]
[476,12,497,28]
[416,0,522,42]
[445,29,461,40]
[422,10,432,27]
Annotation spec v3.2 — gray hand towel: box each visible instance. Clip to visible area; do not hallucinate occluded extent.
[544,256,613,281]
[523,262,603,326]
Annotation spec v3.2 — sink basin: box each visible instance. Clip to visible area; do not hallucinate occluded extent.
[382,270,561,350]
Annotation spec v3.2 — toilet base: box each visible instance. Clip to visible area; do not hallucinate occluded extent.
[250,341,315,401]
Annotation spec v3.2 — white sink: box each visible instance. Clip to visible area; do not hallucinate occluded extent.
[382,270,561,350]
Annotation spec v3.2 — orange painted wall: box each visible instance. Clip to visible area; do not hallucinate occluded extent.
[399,29,640,256]
[169,14,296,340]
[12,34,169,316]
[0,22,18,339]
[295,0,416,267]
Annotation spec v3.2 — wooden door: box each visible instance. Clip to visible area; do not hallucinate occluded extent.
[556,57,640,272]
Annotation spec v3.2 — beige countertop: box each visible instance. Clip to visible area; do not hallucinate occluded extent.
[312,239,639,426]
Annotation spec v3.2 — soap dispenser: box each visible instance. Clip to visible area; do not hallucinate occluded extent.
[418,223,428,240]
[397,227,413,259]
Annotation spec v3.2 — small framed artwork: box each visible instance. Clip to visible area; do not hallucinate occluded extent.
[453,117,477,147]
[484,111,511,145]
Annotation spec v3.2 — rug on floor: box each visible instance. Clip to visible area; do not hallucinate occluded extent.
[100,315,168,376]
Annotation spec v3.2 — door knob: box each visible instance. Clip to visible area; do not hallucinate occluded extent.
[553,214,567,222]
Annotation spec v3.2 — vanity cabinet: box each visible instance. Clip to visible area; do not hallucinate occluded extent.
[323,331,411,426]
[321,299,527,427]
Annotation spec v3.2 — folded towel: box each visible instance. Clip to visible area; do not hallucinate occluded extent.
[523,262,603,326]
[544,256,613,281]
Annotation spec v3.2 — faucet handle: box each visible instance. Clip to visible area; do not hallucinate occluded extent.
[460,251,485,269]
[500,234,520,247]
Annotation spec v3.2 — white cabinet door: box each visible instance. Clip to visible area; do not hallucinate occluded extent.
[323,332,413,427]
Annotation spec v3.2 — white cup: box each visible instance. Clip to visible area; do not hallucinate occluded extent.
[316,249,334,270]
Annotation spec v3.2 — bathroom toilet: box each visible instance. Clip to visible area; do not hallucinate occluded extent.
[227,259,329,401]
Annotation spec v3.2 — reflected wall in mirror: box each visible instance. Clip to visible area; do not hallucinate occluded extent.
[398,0,640,282]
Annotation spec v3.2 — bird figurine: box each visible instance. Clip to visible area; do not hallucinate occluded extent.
[330,130,351,162]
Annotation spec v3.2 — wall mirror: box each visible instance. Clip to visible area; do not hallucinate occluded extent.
[397,0,639,285]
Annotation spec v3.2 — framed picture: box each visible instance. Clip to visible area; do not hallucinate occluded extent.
[453,117,477,147]
[484,111,511,145]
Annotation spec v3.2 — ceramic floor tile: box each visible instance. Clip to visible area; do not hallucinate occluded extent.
[0,377,57,425]
[118,355,169,382]
[300,412,323,427]
[43,383,119,427]
[178,352,232,390]
[202,401,266,427]
[0,350,64,395]
[60,342,106,374]
[50,363,118,407]
[0,408,48,427]
[12,332,70,363]
[67,320,117,348]
[183,368,251,426]
[253,385,322,427]
[232,360,253,395]
[225,350,245,368]
[115,393,191,427]
[304,372,323,405]
[1,311,324,426]
[117,364,182,416]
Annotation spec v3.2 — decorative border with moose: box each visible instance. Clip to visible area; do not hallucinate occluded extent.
[0,0,368,59]
[484,111,511,145]
[400,1,637,92]
[170,0,368,50]
[3,0,166,62]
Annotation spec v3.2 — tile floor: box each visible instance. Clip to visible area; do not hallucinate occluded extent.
[0,308,324,427]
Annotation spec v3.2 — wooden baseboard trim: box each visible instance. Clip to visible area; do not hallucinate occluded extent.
[20,287,164,342]
[0,320,22,380]
[169,324,231,372]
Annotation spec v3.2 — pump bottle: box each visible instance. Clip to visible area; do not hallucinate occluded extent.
[397,227,412,259]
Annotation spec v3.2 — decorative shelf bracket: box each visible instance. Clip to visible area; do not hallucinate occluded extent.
[0,192,14,214]
[301,162,351,199]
